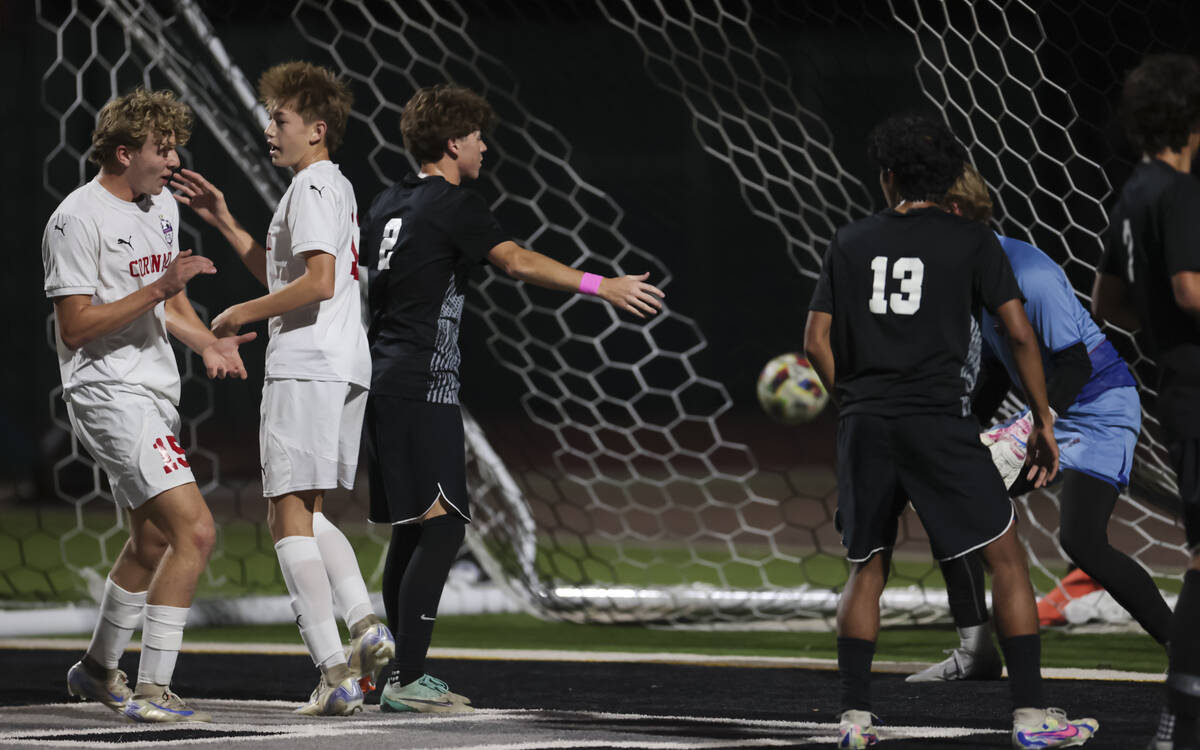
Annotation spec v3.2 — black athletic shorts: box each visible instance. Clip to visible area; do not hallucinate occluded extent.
[1169,439,1200,552]
[836,413,1014,562]
[366,395,472,525]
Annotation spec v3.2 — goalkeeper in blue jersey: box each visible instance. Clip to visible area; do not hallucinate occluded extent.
[906,164,1171,684]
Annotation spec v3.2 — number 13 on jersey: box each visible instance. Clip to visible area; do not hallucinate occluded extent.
[869,256,924,315]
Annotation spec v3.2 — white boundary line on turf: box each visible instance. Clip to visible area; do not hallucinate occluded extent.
[0,705,1005,748]
[0,638,1164,682]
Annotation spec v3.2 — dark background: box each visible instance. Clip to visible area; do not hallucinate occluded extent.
[4,0,1199,493]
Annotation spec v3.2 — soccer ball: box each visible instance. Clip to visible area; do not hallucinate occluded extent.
[756,353,829,425]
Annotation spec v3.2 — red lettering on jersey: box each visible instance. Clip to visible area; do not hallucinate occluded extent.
[151,255,161,273]
[128,253,173,278]
[349,211,360,280]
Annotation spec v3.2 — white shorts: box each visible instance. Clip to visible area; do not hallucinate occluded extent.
[260,379,367,498]
[65,383,195,510]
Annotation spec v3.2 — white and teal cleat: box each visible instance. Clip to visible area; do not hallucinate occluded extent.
[380,674,472,714]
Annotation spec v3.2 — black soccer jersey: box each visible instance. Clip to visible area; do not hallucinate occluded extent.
[809,207,1022,417]
[1100,159,1200,440]
[359,173,509,403]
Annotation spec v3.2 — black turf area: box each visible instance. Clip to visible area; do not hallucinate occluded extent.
[1,649,1161,748]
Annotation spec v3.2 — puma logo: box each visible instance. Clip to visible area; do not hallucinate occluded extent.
[53,221,66,236]
[116,236,134,250]
[309,185,326,197]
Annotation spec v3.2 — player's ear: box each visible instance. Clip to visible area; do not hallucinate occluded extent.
[310,120,327,146]
[445,137,459,160]
[113,144,134,168]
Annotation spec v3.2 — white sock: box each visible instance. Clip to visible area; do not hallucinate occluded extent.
[87,577,146,670]
[138,604,189,687]
[312,511,375,628]
[275,535,345,668]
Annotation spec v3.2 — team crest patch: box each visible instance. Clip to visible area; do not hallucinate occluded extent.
[160,215,174,247]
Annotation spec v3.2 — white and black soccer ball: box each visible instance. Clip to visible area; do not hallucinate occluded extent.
[755,353,829,425]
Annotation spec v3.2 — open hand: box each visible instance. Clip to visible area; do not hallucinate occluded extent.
[172,168,230,228]
[202,332,256,379]
[1024,420,1059,488]
[598,273,665,319]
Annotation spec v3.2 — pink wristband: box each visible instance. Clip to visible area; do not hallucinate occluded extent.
[579,272,603,295]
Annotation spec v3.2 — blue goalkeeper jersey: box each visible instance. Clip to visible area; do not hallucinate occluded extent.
[981,235,1136,407]
[982,235,1140,487]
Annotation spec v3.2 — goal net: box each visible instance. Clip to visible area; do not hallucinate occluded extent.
[14,0,1188,629]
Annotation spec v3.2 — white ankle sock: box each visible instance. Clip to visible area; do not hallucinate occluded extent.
[138,604,189,686]
[312,511,375,628]
[87,577,146,669]
[275,535,345,668]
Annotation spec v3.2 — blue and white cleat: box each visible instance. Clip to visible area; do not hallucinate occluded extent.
[1012,707,1098,748]
[295,675,364,716]
[837,709,879,748]
[66,661,170,722]
[133,684,212,722]
[347,622,395,693]
[380,674,472,713]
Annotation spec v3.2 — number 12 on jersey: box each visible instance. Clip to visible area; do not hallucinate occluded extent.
[869,256,924,315]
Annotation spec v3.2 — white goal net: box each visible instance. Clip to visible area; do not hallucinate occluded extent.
[15,0,1188,629]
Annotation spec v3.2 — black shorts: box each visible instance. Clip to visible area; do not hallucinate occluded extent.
[836,413,1014,562]
[366,395,471,525]
[1169,439,1200,553]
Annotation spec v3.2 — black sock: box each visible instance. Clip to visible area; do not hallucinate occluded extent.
[999,634,1043,709]
[382,523,422,637]
[837,637,876,712]
[388,514,467,686]
[1170,570,1200,745]
[940,553,989,628]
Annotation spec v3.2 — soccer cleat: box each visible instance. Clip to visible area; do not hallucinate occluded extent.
[380,674,473,714]
[294,674,364,716]
[837,709,879,748]
[347,622,395,693]
[906,644,1003,683]
[67,662,170,723]
[132,685,212,722]
[1012,707,1098,748]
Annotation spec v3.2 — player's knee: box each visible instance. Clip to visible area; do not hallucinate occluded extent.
[185,515,217,561]
[1058,526,1094,565]
[130,532,169,570]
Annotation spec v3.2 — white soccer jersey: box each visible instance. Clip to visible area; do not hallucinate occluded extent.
[264,160,370,387]
[42,177,183,404]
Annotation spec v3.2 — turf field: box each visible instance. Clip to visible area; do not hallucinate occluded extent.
[0,614,1168,748]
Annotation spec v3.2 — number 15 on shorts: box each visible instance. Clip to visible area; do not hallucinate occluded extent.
[869,256,924,315]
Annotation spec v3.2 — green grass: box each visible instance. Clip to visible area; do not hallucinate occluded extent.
[172,613,1166,674]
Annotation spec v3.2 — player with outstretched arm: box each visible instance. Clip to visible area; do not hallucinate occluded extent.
[358,84,664,712]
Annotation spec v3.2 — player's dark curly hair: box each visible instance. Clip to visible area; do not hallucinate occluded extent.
[400,84,495,164]
[259,61,353,154]
[1120,53,1200,156]
[867,112,966,203]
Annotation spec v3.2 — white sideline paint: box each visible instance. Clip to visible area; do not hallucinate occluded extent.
[0,703,1004,748]
[0,637,1164,683]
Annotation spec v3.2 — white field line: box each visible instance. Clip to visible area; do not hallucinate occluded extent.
[0,638,1164,682]
[0,705,1005,748]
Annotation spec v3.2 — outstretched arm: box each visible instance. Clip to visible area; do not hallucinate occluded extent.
[995,297,1058,487]
[164,291,256,379]
[53,250,215,351]
[210,250,335,337]
[1091,271,1140,331]
[486,240,664,318]
[171,168,268,287]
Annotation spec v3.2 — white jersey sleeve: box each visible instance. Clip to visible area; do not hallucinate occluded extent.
[43,212,100,297]
[287,176,342,257]
[41,179,183,405]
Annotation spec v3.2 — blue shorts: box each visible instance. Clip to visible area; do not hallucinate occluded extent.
[1055,386,1140,489]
